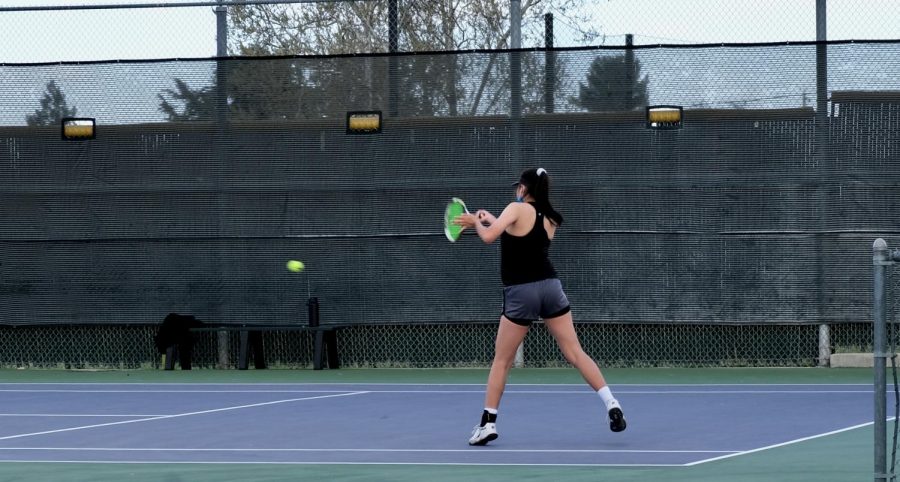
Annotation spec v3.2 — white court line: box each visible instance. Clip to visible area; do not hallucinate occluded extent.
[0,389,875,394]
[322,389,874,395]
[0,390,356,393]
[0,460,684,467]
[0,447,738,454]
[0,391,368,442]
[685,417,897,466]
[0,382,881,386]
[0,414,166,418]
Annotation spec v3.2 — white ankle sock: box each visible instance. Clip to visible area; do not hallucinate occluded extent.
[484,407,498,415]
[597,386,618,410]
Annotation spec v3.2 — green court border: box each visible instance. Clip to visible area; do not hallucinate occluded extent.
[0,368,879,481]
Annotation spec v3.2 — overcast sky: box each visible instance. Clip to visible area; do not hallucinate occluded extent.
[0,0,898,63]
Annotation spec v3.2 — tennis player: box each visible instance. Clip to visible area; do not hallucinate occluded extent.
[454,167,626,446]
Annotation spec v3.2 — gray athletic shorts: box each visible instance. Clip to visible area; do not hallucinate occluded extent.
[502,278,571,326]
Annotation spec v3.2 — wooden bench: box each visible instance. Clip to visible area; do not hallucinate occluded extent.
[164,324,346,370]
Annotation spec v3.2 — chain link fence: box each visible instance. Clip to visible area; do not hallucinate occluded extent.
[0,322,873,369]
[1,1,898,63]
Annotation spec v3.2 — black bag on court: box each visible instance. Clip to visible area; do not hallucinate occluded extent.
[154,313,204,369]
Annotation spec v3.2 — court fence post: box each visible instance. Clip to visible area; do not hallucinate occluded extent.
[873,238,892,481]
[543,12,554,114]
[509,0,522,170]
[214,0,230,370]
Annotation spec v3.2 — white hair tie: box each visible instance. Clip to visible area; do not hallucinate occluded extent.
[536,168,547,176]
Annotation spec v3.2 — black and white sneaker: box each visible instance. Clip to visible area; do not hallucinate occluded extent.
[468,423,498,446]
[607,400,627,432]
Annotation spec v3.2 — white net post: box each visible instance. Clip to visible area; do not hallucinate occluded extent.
[818,324,831,367]
[514,342,524,368]
[217,331,229,369]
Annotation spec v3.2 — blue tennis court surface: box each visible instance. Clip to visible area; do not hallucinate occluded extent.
[0,383,877,466]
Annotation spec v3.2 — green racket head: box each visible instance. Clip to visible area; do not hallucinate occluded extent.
[444,197,468,242]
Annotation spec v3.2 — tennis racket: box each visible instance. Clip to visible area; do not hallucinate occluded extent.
[444,197,469,242]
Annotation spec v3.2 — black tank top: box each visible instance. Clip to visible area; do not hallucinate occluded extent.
[500,202,558,286]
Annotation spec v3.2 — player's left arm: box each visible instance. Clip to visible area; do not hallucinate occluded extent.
[475,209,497,225]
[471,203,519,244]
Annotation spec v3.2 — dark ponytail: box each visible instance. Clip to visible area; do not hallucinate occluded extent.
[518,167,564,226]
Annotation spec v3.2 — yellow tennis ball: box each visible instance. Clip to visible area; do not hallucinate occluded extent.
[286,260,305,273]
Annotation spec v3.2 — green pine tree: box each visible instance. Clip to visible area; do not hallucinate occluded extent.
[26,81,78,126]
[577,54,649,112]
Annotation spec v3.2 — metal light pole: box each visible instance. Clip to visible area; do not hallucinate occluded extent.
[815,0,831,369]
[215,1,230,369]
[510,0,524,367]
